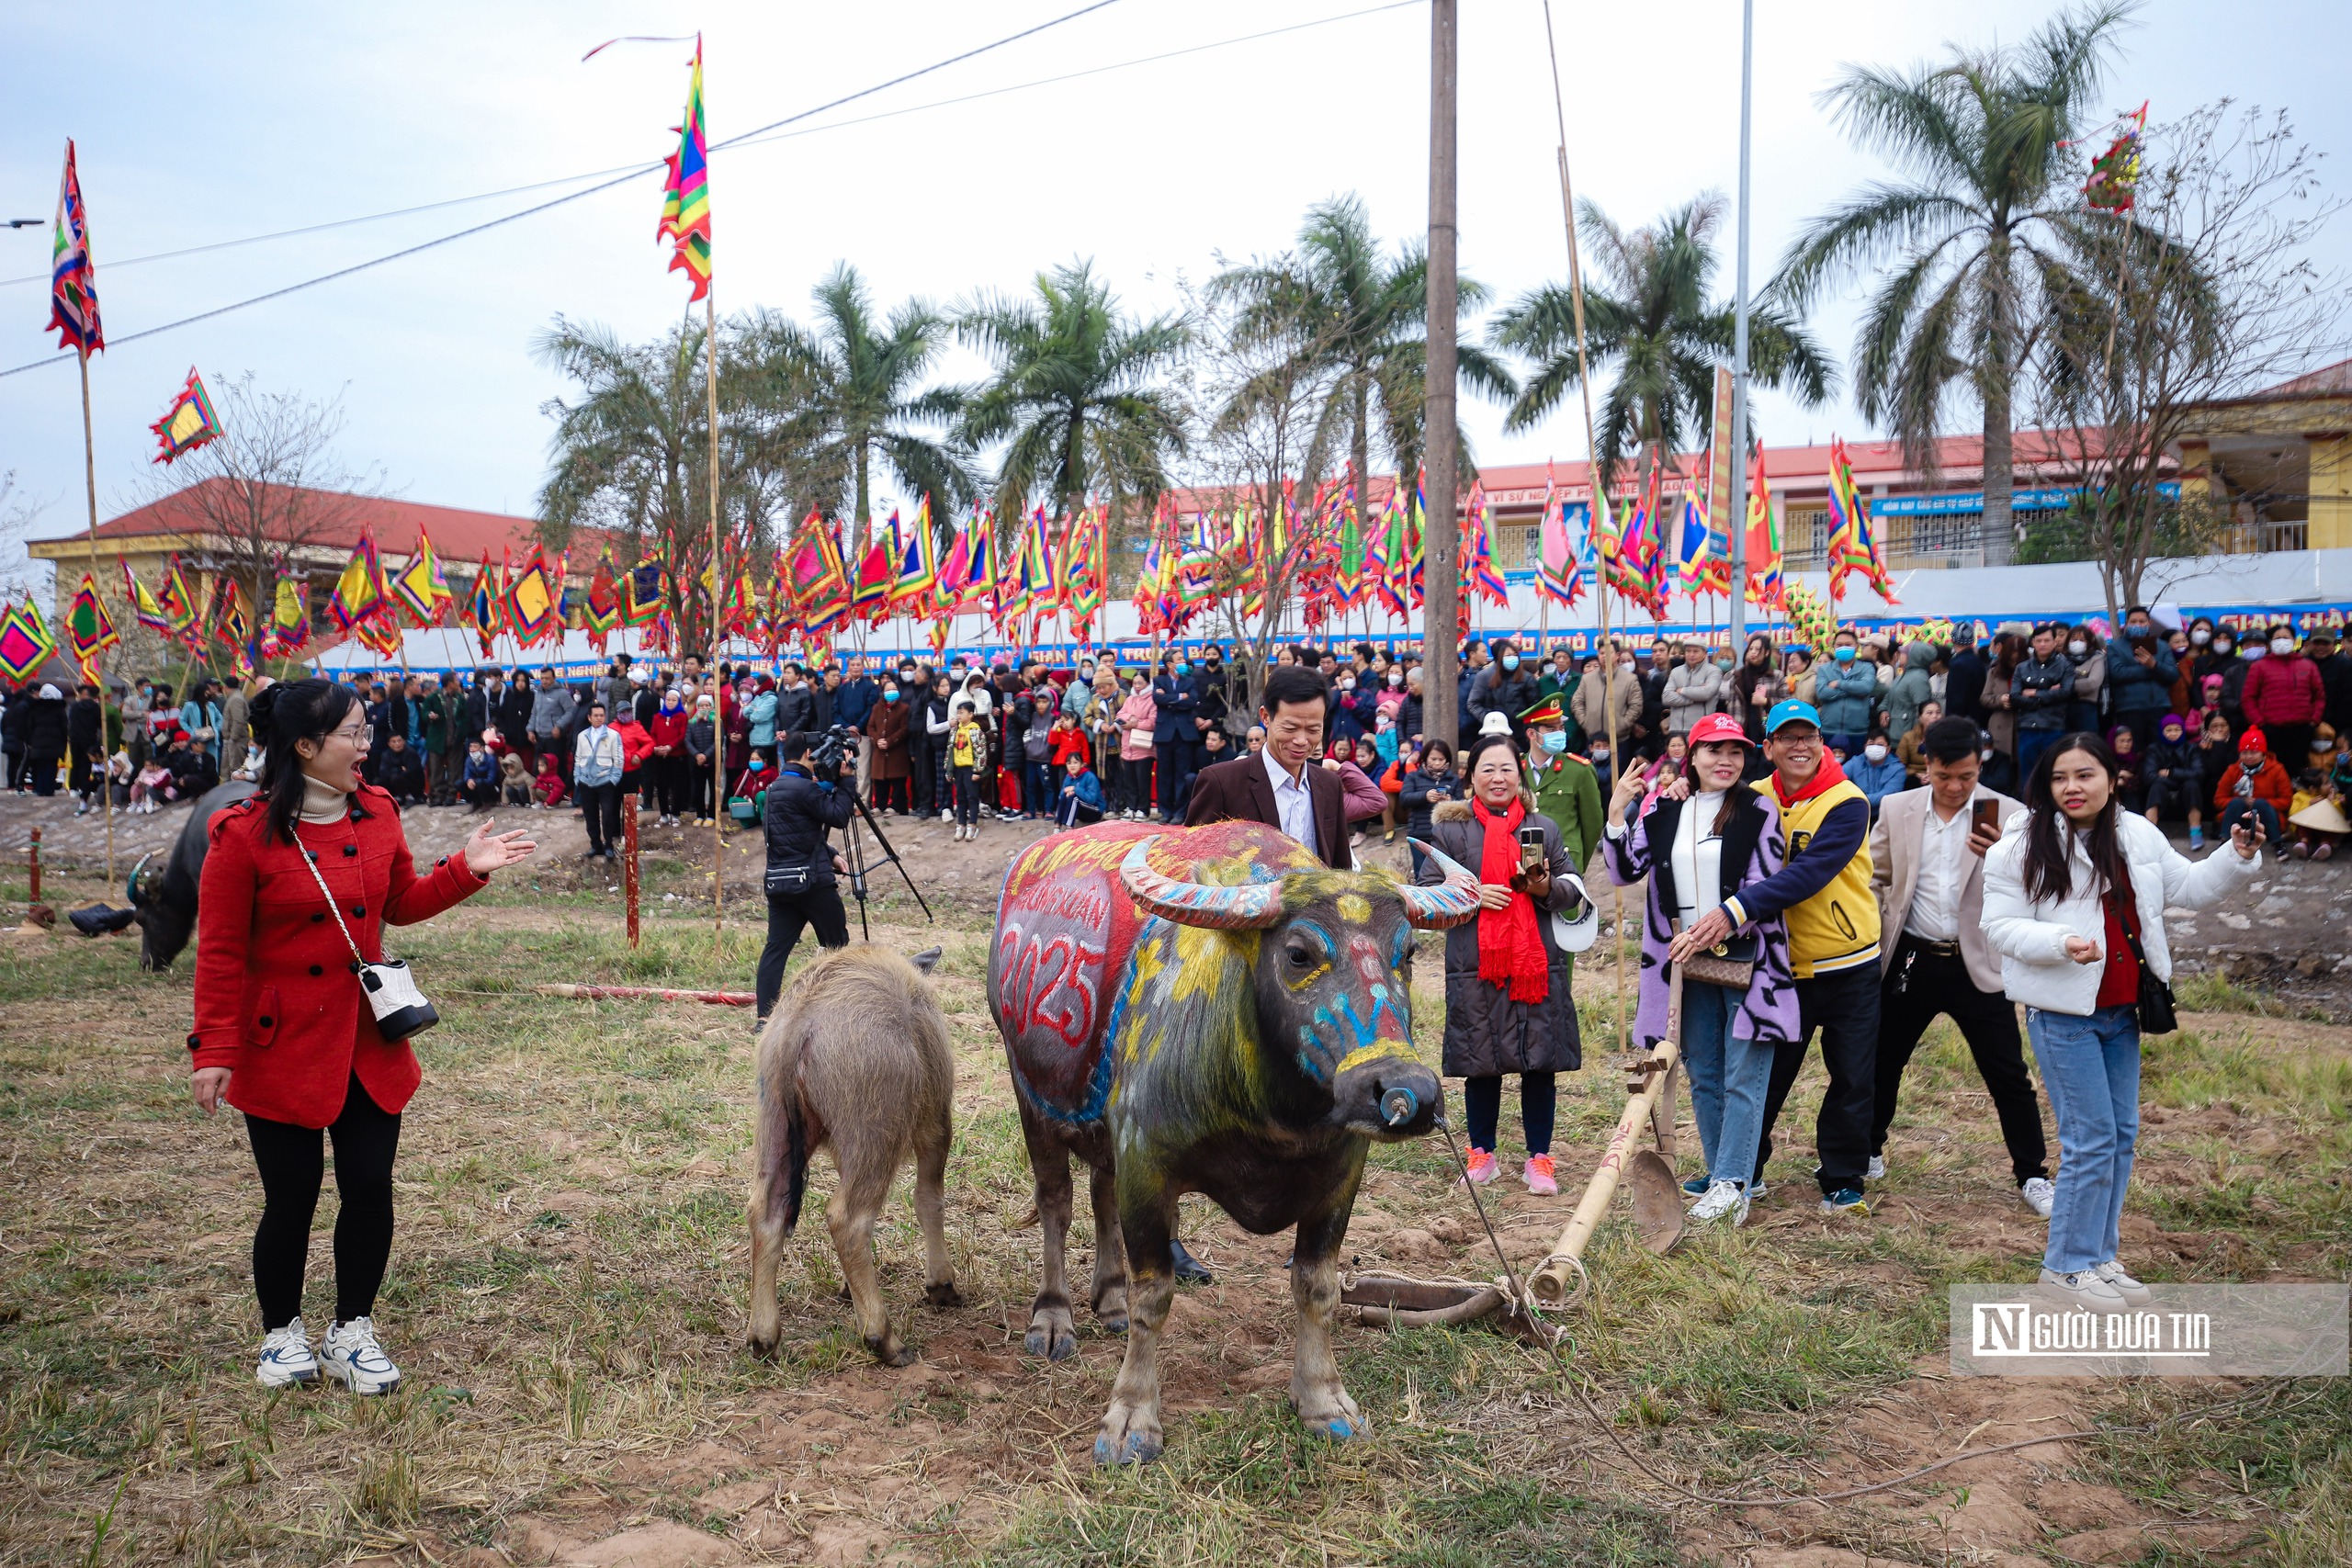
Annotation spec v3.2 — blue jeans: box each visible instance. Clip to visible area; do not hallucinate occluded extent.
[1025,759,1057,817]
[2218,797,2281,846]
[1681,979,1774,1190]
[2017,728,2064,778]
[2027,1004,2141,1273]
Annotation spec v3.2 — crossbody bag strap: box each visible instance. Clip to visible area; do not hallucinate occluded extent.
[299,845,368,968]
[2106,885,2152,966]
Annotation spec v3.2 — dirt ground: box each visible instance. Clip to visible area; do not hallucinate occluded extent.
[2,803,2347,1566]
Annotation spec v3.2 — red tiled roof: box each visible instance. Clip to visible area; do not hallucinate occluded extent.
[35,479,544,558]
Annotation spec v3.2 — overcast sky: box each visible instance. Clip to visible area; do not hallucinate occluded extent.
[4,0,2346,585]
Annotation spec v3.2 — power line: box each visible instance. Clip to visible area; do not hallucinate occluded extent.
[0,0,1136,379]
[3,0,1421,296]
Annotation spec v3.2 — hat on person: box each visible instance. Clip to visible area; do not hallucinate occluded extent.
[1478,711,1513,738]
[1764,699,1821,735]
[1688,713,1751,749]
[37,683,62,700]
[2239,728,2269,754]
[2158,712,2187,738]
[1519,694,1566,728]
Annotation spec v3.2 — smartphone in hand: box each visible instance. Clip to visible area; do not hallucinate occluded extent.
[1517,823,1545,871]
[1972,797,2001,838]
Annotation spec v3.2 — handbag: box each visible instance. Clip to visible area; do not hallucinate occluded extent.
[1679,931,1759,990]
[763,860,814,897]
[299,848,439,1043]
[2107,890,2177,1034]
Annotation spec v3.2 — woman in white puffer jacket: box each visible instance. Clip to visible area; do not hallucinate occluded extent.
[1981,731,2263,1313]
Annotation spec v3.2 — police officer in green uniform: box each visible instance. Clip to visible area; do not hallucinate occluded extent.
[1521,694,1602,876]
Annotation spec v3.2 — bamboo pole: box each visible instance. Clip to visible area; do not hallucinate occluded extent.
[706,289,724,948]
[76,345,114,891]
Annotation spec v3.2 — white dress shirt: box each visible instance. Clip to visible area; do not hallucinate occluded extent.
[1905,799,1971,942]
[1264,749,1316,849]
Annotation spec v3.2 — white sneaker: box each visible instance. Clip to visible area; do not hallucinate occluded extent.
[256,1317,320,1387]
[2038,1267,2127,1313]
[2020,1177,2056,1219]
[2092,1259,2154,1306]
[1688,1179,1750,1226]
[320,1316,401,1395]
[1866,1155,1886,1181]
[941,809,954,822]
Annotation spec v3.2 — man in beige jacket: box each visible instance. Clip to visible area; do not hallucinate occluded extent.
[1570,644,1640,756]
[1868,716,2052,1216]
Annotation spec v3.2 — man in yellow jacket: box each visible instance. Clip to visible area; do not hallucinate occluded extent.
[1673,699,1880,1213]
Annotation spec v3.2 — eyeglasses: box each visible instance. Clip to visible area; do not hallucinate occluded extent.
[326,724,368,743]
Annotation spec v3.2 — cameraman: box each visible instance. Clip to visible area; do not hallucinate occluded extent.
[755,728,854,1021]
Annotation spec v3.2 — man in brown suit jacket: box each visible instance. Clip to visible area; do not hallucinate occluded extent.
[1182,665,1350,869]
[1867,716,2052,1215]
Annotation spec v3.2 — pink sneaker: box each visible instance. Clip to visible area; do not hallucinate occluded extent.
[1462,1147,1498,1186]
[1522,1153,1558,1195]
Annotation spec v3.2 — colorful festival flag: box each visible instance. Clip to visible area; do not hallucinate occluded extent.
[621,559,665,626]
[209,575,255,678]
[1743,446,1783,610]
[0,599,59,682]
[584,547,622,634]
[268,575,311,656]
[505,546,559,645]
[390,527,453,625]
[469,553,505,641]
[122,560,175,635]
[149,367,222,465]
[1825,436,1897,603]
[2081,101,2149,213]
[64,573,119,682]
[155,555,199,641]
[891,497,938,604]
[329,532,388,632]
[657,38,713,300]
[47,140,102,355]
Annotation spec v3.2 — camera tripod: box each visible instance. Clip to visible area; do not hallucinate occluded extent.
[838,788,934,942]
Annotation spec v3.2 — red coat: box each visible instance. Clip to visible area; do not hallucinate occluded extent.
[2212,756,2293,816]
[650,709,690,754]
[613,718,656,771]
[2243,652,2324,728]
[190,786,487,1128]
[1047,725,1091,767]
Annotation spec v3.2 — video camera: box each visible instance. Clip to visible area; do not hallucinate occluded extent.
[804,724,854,784]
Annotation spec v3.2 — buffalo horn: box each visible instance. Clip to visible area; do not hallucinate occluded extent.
[1397,839,1483,929]
[1117,837,1286,930]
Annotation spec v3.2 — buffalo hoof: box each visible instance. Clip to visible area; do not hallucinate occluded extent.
[1024,1324,1079,1362]
[1093,1406,1163,1466]
[746,1333,779,1361]
[867,1336,917,1368]
[925,1281,965,1309]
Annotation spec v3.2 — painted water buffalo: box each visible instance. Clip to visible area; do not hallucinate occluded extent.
[749,943,959,1367]
[987,818,1480,1464]
[130,780,258,970]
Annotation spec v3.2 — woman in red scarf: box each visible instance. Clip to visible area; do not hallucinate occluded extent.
[1417,732,1589,1193]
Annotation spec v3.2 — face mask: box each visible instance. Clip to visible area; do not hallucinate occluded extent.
[2190,628,2211,645]
[1864,744,1888,762]
[1715,657,1733,671]
[1339,677,1355,692]
[2272,637,2295,656]
[883,691,900,704]
[1981,748,1995,761]
[1833,647,1857,663]
[1541,730,1568,755]
[1501,655,1521,671]
[1389,672,1404,688]
[1171,662,1188,676]
[1590,747,1609,761]
[2068,640,2086,657]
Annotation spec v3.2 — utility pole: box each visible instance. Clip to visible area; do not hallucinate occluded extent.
[1726,0,1754,655]
[1423,0,1461,743]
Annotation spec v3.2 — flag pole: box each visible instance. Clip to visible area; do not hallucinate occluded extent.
[706,288,724,950]
[77,344,114,891]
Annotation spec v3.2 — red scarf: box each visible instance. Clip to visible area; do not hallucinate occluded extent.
[1472,796,1548,1003]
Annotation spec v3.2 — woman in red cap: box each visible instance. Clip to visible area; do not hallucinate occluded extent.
[190,679,535,1394]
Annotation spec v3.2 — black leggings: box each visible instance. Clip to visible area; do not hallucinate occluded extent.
[244,1074,401,1330]
[1462,1072,1557,1156]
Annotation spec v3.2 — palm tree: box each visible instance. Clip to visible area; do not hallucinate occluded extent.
[1767,1,2133,545]
[1212,193,1515,495]
[1490,195,1833,496]
[742,262,974,550]
[955,259,1190,529]
[534,314,792,653]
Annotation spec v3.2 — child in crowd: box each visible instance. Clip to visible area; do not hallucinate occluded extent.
[534,749,569,809]
[2287,767,2345,862]
[2143,712,2204,850]
[499,750,533,808]
[2213,727,2292,858]
[1849,728,1912,816]
[1046,710,1091,772]
[2108,725,2145,812]
[1638,733,1689,794]
[948,701,984,840]
[1054,750,1106,829]
[461,739,499,811]
[130,752,175,812]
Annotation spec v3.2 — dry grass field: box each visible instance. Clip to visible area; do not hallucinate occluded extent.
[2,863,2346,1567]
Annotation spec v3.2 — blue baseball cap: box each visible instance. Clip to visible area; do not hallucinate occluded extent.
[1764,699,1821,735]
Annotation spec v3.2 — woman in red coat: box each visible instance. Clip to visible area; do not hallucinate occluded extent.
[190,679,534,1394]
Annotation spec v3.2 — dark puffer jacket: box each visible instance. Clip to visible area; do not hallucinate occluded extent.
[1418,797,1586,1077]
[761,763,854,886]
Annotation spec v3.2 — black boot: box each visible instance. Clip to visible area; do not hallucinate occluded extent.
[1169,1238,1214,1285]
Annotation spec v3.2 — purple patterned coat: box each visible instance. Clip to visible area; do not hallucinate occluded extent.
[1600,787,1804,1048]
